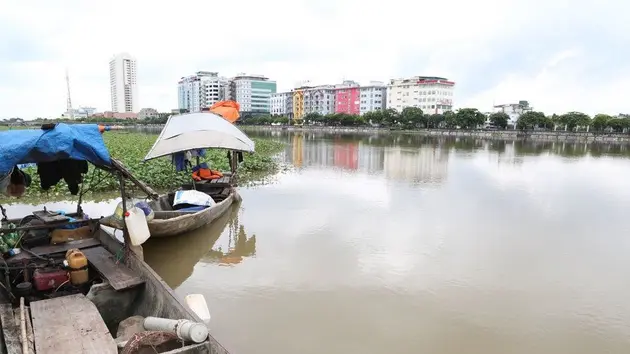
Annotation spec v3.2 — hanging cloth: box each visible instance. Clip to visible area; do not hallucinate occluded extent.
[37,159,88,195]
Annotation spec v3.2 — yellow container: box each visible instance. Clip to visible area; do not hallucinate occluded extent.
[65,248,89,285]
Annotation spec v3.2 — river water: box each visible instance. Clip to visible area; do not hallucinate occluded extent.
[9,131,630,353]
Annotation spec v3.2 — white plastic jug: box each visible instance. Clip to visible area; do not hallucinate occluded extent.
[124,207,151,246]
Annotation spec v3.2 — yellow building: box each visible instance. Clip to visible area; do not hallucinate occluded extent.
[292,88,305,123]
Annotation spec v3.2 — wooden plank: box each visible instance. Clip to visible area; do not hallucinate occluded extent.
[31,238,101,255]
[12,307,34,354]
[82,247,144,291]
[32,211,70,224]
[9,238,102,264]
[30,294,117,354]
[0,304,21,354]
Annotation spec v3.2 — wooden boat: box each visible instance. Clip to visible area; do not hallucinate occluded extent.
[0,123,230,354]
[143,110,255,238]
[147,181,241,238]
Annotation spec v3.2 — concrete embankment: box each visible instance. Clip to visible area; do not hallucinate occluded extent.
[241,126,630,144]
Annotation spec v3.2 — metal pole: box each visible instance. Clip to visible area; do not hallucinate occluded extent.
[117,172,131,251]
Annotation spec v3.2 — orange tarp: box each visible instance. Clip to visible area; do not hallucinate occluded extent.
[209,101,240,123]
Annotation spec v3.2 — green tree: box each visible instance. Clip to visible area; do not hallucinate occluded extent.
[427,114,444,128]
[380,108,399,127]
[607,117,630,133]
[592,114,613,132]
[516,111,547,130]
[303,112,323,124]
[363,110,384,126]
[455,108,486,129]
[273,116,289,125]
[559,112,591,131]
[444,111,457,128]
[400,107,425,129]
[489,112,509,129]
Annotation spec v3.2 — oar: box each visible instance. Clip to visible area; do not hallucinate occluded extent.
[185,294,211,323]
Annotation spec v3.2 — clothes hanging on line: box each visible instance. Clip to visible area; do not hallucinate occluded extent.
[172,149,206,172]
[37,159,88,195]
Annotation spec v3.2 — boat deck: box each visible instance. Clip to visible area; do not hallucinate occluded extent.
[30,294,117,354]
[1,236,145,354]
[0,303,34,353]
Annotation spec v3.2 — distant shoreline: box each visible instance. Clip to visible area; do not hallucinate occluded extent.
[240,125,630,144]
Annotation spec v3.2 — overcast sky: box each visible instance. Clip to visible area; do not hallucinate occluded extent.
[1,0,627,119]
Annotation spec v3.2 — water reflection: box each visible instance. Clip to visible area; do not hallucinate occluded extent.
[175,130,630,354]
[253,130,630,187]
[143,203,240,288]
[201,211,256,266]
[281,132,450,184]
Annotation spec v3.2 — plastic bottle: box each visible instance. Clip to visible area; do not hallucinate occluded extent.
[134,201,155,222]
[2,223,20,248]
[0,237,9,254]
[65,249,89,285]
[124,207,151,246]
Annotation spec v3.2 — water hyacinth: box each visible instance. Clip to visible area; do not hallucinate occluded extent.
[1,132,284,202]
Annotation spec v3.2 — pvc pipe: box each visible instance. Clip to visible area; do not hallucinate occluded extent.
[143,317,208,343]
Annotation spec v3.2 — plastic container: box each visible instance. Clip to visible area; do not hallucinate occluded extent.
[143,317,208,343]
[107,199,154,229]
[134,201,155,222]
[33,268,69,291]
[125,207,151,246]
[2,223,20,248]
[65,248,89,285]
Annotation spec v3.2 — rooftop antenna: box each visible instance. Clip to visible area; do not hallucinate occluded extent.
[66,68,74,120]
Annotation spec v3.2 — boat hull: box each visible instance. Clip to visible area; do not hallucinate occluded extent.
[97,228,230,353]
[147,189,241,238]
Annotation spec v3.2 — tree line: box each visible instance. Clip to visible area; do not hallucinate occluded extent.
[240,108,630,133]
[5,108,629,133]
[1,115,171,127]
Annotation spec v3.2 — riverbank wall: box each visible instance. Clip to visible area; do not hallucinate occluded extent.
[241,126,630,144]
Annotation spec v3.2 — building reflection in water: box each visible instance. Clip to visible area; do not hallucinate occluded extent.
[284,133,449,184]
[383,146,448,184]
[201,209,256,266]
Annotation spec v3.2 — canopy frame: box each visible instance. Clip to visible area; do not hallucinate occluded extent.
[143,112,255,162]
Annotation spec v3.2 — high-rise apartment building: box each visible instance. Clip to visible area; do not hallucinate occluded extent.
[270,92,292,116]
[229,74,276,115]
[386,76,454,114]
[292,85,336,119]
[359,81,387,114]
[109,53,138,113]
[178,71,227,113]
[334,80,361,115]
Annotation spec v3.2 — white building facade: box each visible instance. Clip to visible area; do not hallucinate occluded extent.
[303,85,336,115]
[230,74,277,114]
[386,76,454,114]
[109,53,138,113]
[359,81,387,114]
[177,71,226,113]
[493,101,532,126]
[270,92,291,116]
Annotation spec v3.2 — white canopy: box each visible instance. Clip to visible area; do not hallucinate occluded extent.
[143,112,255,161]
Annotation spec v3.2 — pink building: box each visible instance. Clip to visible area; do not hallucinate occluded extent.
[335,87,360,115]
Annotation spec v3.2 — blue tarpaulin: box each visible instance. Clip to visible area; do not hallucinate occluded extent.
[0,124,112,176]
